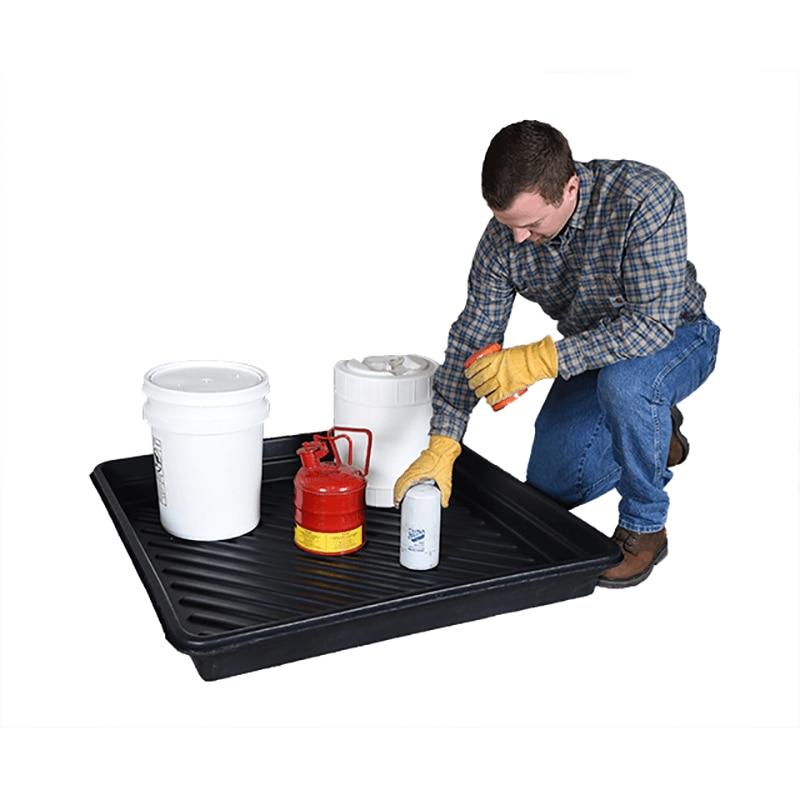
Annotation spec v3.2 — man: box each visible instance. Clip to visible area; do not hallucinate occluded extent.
[393,120,720,588]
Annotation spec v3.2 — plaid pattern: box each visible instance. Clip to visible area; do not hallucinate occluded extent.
[430,159,707,441]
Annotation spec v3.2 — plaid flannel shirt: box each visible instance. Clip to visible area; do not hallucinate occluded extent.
[430,159,707,441]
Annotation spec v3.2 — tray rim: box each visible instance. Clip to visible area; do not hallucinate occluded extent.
[90,432,621,658]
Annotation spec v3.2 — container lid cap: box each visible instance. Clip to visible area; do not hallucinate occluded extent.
[338,354,437,379]
[143,361,269,406]
[334,354,438,407]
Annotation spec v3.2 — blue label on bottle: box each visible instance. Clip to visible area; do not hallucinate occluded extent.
[407,528,425,551]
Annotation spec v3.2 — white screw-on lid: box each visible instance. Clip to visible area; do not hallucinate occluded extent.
[143,361,269,407]
[334,354,438,407]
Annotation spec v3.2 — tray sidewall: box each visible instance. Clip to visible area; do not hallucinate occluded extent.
[91,432,621,664]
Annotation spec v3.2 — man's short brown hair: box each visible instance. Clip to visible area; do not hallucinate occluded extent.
[481,120,575,210]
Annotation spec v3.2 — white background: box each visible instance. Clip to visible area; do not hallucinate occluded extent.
[1,0,798,796]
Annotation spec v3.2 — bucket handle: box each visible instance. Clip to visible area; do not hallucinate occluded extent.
[329,426,373,476]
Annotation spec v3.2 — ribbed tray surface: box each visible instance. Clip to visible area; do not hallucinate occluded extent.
[129,478,539,638]
[92,433,620,677]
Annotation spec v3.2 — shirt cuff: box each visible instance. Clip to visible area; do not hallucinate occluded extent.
[555,337,586,380]
[429,414,467,443]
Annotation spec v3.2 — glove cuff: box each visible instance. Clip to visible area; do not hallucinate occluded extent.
[539,335,558,378]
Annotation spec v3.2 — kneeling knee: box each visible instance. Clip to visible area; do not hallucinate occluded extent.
[596,362,649,412]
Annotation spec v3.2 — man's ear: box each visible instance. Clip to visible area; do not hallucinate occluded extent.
[566,174,579,197]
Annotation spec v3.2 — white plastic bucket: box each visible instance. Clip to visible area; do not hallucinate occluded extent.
[142,360,270,541]
[333,354,437,508]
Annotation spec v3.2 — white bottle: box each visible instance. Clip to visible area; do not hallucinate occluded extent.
[400,482,441,570]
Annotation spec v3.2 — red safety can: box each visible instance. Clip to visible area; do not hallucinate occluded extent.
[293,427,373,556]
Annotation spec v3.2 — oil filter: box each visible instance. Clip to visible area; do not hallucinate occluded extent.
[400,482,441,570]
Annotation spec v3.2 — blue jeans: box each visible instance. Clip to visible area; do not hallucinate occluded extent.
[526,318,720,533]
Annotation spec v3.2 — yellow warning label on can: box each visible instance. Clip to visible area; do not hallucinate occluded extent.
[294,524,363,554]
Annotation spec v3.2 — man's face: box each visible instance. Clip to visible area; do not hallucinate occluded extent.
[492,175,580,245]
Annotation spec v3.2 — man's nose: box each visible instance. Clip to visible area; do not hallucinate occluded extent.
[512,228,530,244]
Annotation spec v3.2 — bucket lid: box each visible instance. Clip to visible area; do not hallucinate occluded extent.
[334,354,438,407]
[143,361,269,407]
[338,354,436,379]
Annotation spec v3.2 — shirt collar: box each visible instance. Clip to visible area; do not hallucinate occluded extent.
[569,161,592,232]
[544,160,592,249]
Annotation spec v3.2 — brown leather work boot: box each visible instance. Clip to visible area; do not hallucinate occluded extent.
[597,527,668,588]
[668,405,689,467]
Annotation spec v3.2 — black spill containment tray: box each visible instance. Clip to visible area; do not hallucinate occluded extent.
[91,432,621,680]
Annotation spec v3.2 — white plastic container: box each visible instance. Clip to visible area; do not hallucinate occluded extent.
[142,360,270,541]
[333,354,438,508]
[400,482,441,570]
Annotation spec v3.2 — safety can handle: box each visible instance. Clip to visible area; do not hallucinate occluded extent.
[330,426,373,476]
[328,432,354,468]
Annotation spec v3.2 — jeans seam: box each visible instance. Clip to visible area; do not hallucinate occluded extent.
[575,414,609,501]
[652,334,706,401]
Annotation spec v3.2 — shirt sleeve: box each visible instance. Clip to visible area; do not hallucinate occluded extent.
[429,220,517,441]
[555,182,688,379]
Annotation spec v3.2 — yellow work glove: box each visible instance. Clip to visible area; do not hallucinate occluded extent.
[465,336,558,407]
[393,434,462,508]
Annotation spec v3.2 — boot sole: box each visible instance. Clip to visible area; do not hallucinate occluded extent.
[596,543,668,589]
